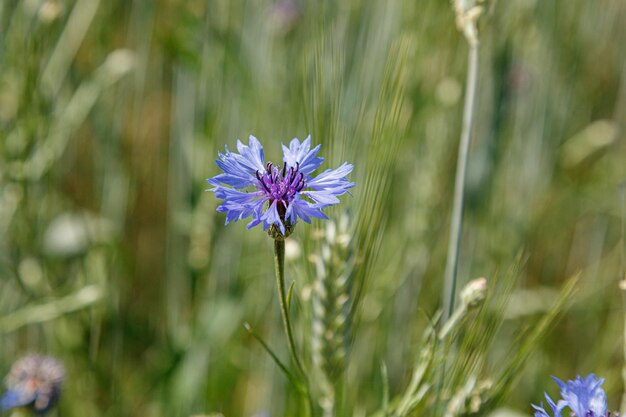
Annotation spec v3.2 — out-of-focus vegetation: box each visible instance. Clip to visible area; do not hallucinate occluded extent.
[1,0,625,416]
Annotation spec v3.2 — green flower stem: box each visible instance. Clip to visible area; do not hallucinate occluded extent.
[274,238,313,415]
[274,238,305,376]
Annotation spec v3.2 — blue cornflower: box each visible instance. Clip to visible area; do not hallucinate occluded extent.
[208,135,354,237]
[1,354,66,414]
[532,374,611,417]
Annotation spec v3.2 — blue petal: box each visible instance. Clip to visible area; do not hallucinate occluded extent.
[282,135,324,175]
[553,374,607,417]
[246,217,262,229]
[236,135,266,173]
[212,187,265,225]
[208,151,254,188]
[584,375,607,417]
[261,200,285,235]
[302,190,340,206]
[546,394,564,417]
[213,187,262,203]
[531,393,563,417]
[208,136,265,188]
[307,162,355,193]
[1,389,34,410]
[208,172,250,188]
[531,403,551,417]
[285,197,328,224]
[240,199,265,221]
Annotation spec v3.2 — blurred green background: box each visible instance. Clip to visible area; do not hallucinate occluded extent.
[1,0,625,416]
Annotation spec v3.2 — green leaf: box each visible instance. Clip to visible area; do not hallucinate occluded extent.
[243,322,304,394]
[286,280,296,312]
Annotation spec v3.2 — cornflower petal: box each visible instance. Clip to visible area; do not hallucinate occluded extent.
[531,404,551,417]
[208,136,266,188]
[282,135,324,175]
[553,375,607,417]
[209,163,250,189]
[236,135,266,173]
[213,187,263,204]
[307,162,355,193]
[1,389,33,410]
[213,187,263,225]
[246,204,264,229]
[261,201,285,234]
[302,190,340,206]
[531,393,563,417]
[285,196,328,224]
[209,151,255,188]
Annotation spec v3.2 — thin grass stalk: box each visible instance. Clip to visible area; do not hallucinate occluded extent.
[621,279,626,416]
[442,41,480,323]
[614,54,626,226]
[394,337,435,416]
[617,53,626,416]
[483,276,578,408]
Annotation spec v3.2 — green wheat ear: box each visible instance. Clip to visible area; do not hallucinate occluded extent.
[311,215,353,409]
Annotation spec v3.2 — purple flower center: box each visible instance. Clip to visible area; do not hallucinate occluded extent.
[255,161,306,213]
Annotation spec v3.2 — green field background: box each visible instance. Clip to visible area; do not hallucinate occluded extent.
[1,0,625,416]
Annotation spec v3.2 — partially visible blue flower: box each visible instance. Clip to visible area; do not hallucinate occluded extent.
[1,354,66,414]
[554,374,608,417]
[208,135,354,237]
[532,374,610,417]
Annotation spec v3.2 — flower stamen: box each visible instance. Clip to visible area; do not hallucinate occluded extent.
[256,161,307,211]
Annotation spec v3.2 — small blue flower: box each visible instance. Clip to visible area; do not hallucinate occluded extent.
[1,354,66,414]
[208,135,354,236]
[533,374,610,417]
